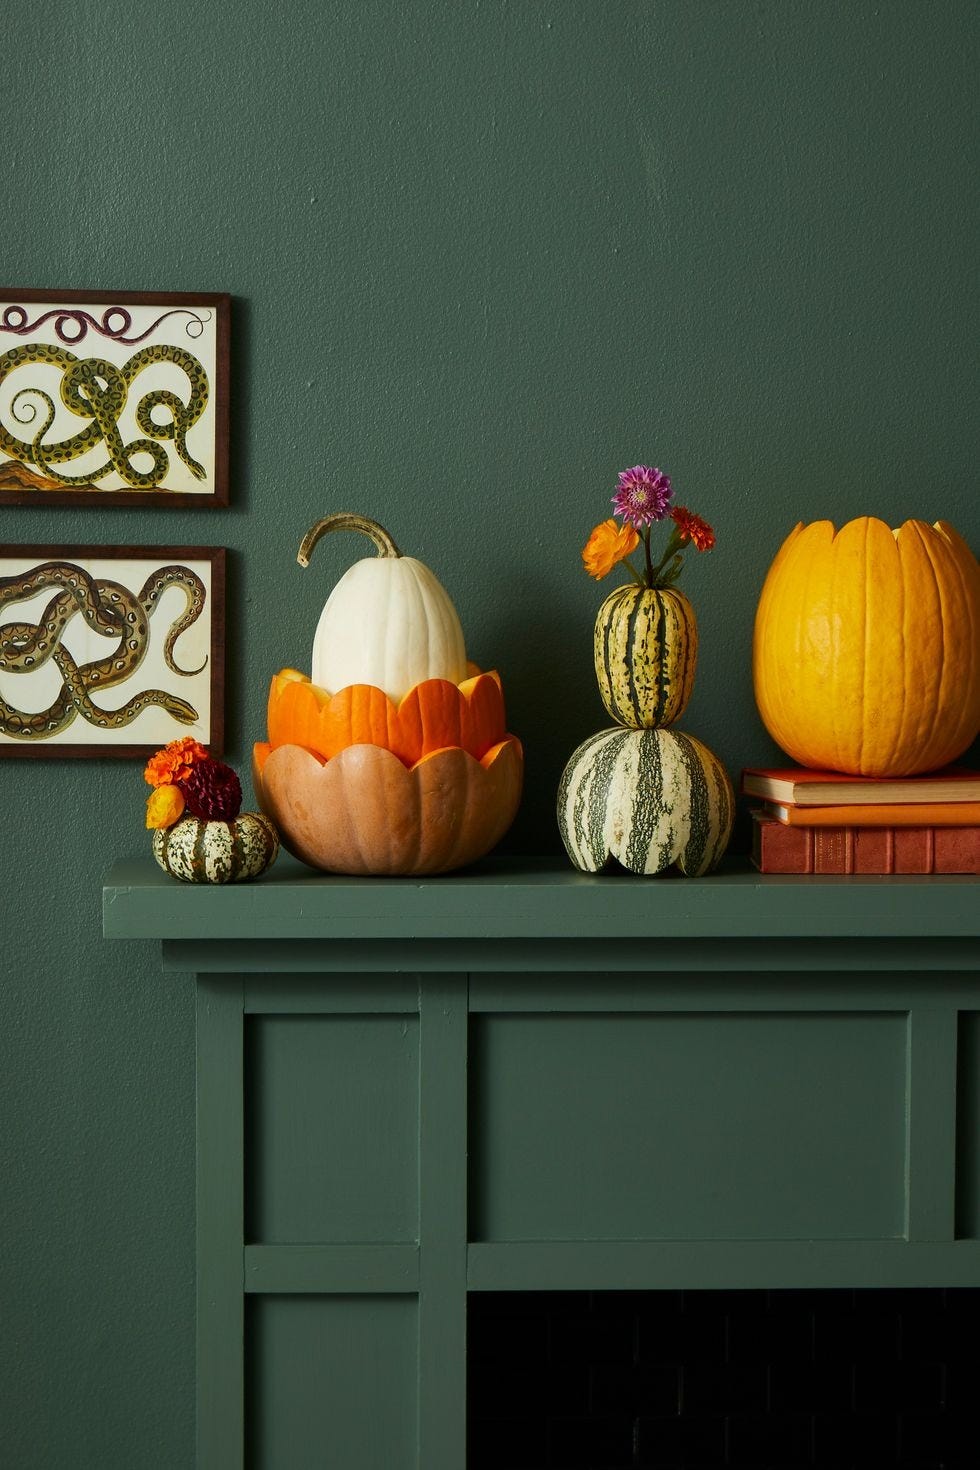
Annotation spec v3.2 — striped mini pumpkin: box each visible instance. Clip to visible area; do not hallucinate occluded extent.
[593,584,698,729]
[152,813,279,884]
[557,726,733,876]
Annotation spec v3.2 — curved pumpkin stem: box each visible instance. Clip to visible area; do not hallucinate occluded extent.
[297,512,402,568]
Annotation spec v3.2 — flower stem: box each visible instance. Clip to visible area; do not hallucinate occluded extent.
[643,527,654,586]
[648,526,686,586]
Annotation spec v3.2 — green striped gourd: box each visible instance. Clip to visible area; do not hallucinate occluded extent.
[593,584,697,729]
[557,726,733,876]
[152,813,279,884]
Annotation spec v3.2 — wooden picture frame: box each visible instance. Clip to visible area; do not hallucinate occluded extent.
[0,290,230,507]
[0,544,225,758]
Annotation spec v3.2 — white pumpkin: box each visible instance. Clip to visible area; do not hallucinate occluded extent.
[298,512,468,700]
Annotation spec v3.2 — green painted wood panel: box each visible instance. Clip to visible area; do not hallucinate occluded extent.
[197,977,245,1470]
[166,935,980,976]
[247,1296,417,1470]
[956,1013,980,1239]
[905,1008,958,1241]
[417,978,468,1469]
[246,1016,418,1243]
[470,1012,908,1242]
[473,972,980,1011]
[466,1240,980,1292]
[244,1244,420,1295]
[244,975,420,1013]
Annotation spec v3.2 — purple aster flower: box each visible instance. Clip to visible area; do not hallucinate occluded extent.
[611,465,673,527]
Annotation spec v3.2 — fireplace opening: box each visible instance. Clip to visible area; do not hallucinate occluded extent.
[467,1288,980,1470]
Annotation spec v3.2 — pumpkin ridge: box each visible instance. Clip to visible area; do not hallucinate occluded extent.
[920,520,979,768]
[899,524,945,771]
[778,529,812,763]
[889,523,912,775]
[823,522,850,773]
[591,728,630,868]
[192,818,208,877]
[623,590,645,717]
[673,732,701,872]
[626,729,661,872]
[640,596,663,726]
[705,745,734,870]
[858,518,871,773]
[772,526,819,763]
[912,519,954,771]
[938,524,980,759]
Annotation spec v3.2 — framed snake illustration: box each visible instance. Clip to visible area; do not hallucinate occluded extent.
[0,290,229,507]
[0,545,225,757]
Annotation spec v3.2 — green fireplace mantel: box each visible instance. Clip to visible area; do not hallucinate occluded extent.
[103,855,980,1470]
[103,852,980,936]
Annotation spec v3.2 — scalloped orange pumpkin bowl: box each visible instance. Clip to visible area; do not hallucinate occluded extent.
[254,669,524,875]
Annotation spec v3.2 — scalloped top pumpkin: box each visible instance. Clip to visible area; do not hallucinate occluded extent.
[299,512,468,700]
[265,666,508,766]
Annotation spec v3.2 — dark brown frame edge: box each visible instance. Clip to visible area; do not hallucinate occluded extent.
[0,543,226,759]
[0,289,231,509]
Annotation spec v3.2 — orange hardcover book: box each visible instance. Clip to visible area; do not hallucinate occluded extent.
[741,764,980,806]
[750,811,980,875]
[761,800,980,828]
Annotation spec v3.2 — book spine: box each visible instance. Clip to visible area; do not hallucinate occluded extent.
[750,813,980,875]
[764,800,980,828]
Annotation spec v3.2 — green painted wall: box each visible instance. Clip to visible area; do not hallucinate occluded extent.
[1,1,976,1463]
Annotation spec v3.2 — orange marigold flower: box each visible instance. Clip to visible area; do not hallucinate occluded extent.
[671,507,715,552]
[581,518,640,579]
[145,784,186,830]
[144,736,209,788]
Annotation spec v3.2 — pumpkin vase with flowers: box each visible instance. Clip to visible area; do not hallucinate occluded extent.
[584,465,716,729]
[558,464,734,877]
[145,737,279,883]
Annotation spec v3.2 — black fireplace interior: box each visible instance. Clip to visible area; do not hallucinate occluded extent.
[467,1288,979,1469]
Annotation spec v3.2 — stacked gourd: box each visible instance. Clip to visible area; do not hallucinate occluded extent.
[252,513,523,875]
[557,582,734,876]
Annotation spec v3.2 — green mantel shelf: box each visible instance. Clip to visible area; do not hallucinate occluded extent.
[103,852,978,945]
[102,853,980,1470]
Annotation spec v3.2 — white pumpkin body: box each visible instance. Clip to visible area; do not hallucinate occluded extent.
[311,555,468,699]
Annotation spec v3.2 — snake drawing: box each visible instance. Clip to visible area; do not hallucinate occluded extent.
[0,560,207,739]
[0,341,209,489]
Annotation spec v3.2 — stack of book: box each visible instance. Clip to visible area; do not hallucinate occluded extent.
[742,764,980,874]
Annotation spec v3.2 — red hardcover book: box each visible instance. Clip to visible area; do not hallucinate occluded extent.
[750,811,980,875]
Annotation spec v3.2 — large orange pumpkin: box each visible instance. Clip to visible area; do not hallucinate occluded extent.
[753,517,980,777]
